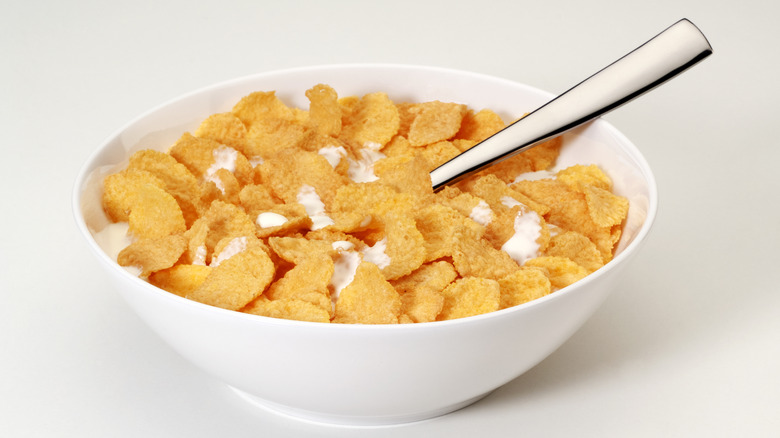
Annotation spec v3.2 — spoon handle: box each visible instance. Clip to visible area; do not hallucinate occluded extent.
[430,18,713,190]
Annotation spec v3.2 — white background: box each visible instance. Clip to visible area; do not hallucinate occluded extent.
[2,0,779,436]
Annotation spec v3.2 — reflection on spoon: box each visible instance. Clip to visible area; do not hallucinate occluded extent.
[430,18,713,191]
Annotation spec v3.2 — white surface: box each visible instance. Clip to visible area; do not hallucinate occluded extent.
[2,0,778,436]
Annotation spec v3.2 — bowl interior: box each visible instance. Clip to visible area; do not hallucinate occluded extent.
[74,63,656,312]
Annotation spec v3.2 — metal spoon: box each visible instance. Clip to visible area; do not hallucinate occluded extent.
[430,18,713,190]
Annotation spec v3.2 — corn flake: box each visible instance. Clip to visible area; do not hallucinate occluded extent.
[333,262,401,324]
[380,135,414,157]
[102,169,163,221]
[268,236,334,264]
[306,84,342,137]
[244,118,307,159]
[332,182,414,218]
[265,254,334,317]
[127,182,186,240]
[392,261,456,323]
[378,211,426,280]
[415,203,483,262]
[407,101,467,147]
[373,154,432,199]
[126,150,202,226]
[238,184,280,216]
[186,237,275,310]
[523,136,563,171]
[512,178,615,259]
[169,133,254,185]
[525,256,587,290]
[452,139,477,153]
[583,185,629,228]
[395,102,416,137]
[149,264,212,297]
[557,164,612,191]
[253,203,313,238]
[259,148,345,205]
[117,234,187,277]
[545,231,604,273]
[200,167,241,206]
[417,140,461,171]
[194,112,248,152]
[231,91,295,127]
[452,227,519,280]
[478,152,533,183]
[339,92,400,147]
[437,277,500,321]
[497,268,551,309]
[243,296,331,323]
[185,201,256,265]
[456,109,505,142]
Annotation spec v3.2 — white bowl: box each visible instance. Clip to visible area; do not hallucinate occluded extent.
[73,64,657,427]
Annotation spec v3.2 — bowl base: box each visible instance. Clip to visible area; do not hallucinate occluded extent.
[228,386,492,427]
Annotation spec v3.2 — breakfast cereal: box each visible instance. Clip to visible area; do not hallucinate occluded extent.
[98,83,629,324]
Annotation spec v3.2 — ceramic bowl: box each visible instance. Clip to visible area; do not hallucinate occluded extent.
[73,64,657,426]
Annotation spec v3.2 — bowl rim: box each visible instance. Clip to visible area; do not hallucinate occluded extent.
[72,63,658,332]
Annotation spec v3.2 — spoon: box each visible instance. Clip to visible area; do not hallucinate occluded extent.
[430,18,713,190]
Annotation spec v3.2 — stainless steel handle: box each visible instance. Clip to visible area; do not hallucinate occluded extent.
[430,18,713,190]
